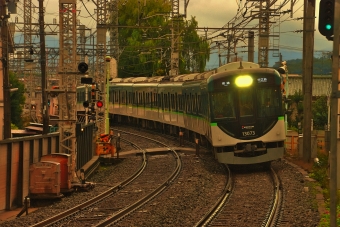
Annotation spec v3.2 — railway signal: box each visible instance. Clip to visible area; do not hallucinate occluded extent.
[318,0,334,38]
[96,100,103,108]
[78,62,93,84]
[78,62,88,74]
[83,101,89,108]
[91,83,96,101]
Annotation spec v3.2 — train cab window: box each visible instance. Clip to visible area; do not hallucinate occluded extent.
[257,88,281,117]
[211,92,235,119]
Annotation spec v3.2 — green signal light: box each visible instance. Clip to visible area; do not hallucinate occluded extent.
[325,24,332,30]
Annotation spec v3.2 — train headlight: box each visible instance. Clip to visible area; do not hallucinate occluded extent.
[235,75,253,87]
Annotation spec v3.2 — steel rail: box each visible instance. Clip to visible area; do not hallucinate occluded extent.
[193,164,233,227]
[94,129,182,226]
[30,140,147,227]
[263,167,283,227]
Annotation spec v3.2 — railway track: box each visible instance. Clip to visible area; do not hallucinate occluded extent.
[195,166,283,227]
[94,130,183,226]
[0,125,321,227]
[31,131,182,227]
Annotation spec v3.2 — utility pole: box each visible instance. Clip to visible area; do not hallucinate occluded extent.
[39,0,49,134]
[330,0,340,225]
[1,0,12,139]
[248,31,254,62]
[302,0,315,163]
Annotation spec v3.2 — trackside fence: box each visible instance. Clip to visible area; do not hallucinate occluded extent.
[0,123,96,212]
[285,130,330,157]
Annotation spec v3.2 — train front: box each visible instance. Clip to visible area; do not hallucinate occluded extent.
[207,68,286,165]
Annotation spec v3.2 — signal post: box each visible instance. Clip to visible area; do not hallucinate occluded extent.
[330,1,340,226]
[319,0,340,226]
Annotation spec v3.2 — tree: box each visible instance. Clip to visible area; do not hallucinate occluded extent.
[287,90,303,130]
[181,16,210,73]
[312,96,328,130]
[9,71,26,128]
[116,0,210,77]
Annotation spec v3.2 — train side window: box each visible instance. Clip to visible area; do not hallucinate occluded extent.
[133,92,137,105]
[118,91,121,105]
[142,92,145,106]
[152,93,156,108]
[186,94,191,113]
[121,91,126,105]
[170,94,174,110]
[113,91,116,103]
[128,92,131,104]
[145,92,149,107]
[197,95,201,115]
[178,94,182,112]
[164,93,168,110]
[175,93,178,111]
[158,93,162,109]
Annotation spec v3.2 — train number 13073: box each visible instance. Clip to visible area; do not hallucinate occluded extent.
[242,131,255,136]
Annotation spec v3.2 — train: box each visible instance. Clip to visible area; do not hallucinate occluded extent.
[77,61,286,166]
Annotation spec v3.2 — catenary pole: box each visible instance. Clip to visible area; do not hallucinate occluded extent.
[302,0,315,163]
[1,0,11,139]
[39,0,49,134]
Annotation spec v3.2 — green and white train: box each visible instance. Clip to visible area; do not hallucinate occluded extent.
[77,61,286,165]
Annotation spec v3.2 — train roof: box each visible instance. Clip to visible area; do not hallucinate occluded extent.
[216,61,260,73]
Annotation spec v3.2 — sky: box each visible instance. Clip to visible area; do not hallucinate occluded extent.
[10,0,334,69]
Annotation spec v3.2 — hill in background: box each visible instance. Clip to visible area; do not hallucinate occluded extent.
[206,50,332,75]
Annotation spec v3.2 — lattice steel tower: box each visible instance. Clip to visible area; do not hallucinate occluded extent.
[170,0,180,76]
[257,0,270,67]
[57,0,78,178]
[95,0,108,136]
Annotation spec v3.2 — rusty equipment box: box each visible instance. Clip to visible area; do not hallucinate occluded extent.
[29,161,62,198]
[40,153,72,192]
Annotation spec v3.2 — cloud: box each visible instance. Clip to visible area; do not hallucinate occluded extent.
[12,0,333,69]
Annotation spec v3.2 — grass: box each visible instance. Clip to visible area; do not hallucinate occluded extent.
[308,152,340,227]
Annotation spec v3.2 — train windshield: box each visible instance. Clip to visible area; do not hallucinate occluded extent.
[211,92,235,119]
[257,87,281,117]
